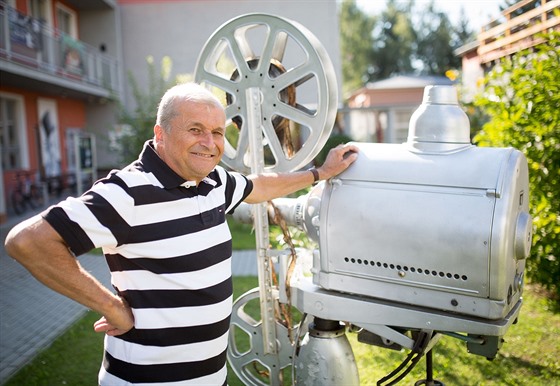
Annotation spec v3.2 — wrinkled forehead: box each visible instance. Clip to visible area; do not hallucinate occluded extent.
[174,100,226,127]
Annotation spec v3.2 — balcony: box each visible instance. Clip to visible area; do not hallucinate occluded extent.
[0,3,119,100]
[477,0,560,64]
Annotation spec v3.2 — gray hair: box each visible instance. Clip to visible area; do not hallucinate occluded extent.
[156,83,224,132]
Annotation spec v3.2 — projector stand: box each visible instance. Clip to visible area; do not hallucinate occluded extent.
[415,350,445,386]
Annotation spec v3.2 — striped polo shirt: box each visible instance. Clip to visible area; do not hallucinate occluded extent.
[43,140,253,385]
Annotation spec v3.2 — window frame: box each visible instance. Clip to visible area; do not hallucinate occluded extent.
[55,2,77,39]
[0,93,30,171]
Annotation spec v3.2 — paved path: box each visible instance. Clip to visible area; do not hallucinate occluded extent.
[0,203,258,384]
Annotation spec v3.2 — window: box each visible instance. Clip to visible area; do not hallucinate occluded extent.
[0,98,20,170]
[393,108,415,143]
[29,0,50,21]
[56,3,77,38]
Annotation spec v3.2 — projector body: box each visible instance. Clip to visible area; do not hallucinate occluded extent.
[312,141,530,320]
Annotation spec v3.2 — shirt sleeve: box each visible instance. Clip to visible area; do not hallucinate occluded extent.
[220,167,253,214]
[42,180,129,256]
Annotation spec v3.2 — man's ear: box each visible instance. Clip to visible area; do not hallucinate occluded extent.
[154,124,164,143]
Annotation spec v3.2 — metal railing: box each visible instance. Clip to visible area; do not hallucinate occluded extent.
[0,2,119,94]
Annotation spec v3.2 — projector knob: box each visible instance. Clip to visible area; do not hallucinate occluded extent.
[514,212,532,260]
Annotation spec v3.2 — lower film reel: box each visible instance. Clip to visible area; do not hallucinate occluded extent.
[228,288,306,386]
[194,13,338,174]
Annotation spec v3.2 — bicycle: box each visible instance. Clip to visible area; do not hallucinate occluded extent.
[10,172,44,215]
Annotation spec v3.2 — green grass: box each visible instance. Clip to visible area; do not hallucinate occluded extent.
[228,217,256,250]
[4,277,259,386]
[349,284,560,385]
[6,279,559,386]
[5,220,560,385]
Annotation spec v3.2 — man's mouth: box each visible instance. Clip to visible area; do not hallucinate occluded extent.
[192,152,214,158]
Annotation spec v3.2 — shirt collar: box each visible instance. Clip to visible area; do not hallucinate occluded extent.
[138,140,218,189]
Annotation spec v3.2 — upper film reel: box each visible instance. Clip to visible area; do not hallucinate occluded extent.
[194,13,338,174]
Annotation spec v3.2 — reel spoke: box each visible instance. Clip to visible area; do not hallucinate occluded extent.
[194,13,337,173]
[228,288,299,386]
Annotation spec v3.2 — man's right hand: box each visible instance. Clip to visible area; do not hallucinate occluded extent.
[93,296,134,336]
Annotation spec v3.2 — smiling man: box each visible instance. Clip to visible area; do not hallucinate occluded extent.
[5,82,358,385]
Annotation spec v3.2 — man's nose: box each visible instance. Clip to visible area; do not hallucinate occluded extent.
[198,131,215,148]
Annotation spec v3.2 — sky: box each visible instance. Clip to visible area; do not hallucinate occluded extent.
[355,0,505,32]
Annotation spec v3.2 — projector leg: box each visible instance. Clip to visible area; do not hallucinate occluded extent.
[414,350,445,386]
[295,318,359,385]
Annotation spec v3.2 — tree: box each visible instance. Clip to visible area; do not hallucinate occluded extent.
[474,31,560,299]
[368,0,416,81]
[416,2,473,75]
[342,0,474,84]
[454,7,475,43]
[339,0,376,97]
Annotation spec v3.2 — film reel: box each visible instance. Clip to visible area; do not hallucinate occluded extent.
[228,288,305,386]
[194,13,338,173]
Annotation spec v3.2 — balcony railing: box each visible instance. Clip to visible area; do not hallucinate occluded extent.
[0,3,119,96]
[477,0,560,64]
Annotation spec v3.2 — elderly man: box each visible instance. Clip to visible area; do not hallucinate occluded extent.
[5,82,358,385]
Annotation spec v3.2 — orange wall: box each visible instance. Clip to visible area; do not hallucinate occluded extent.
[367,89,424,106]
[14,0,27,13]
[348,88,424,108]
[57,98,86,172]
[11,0,81,38]
[1,86,86,193]
[56,0,81,36]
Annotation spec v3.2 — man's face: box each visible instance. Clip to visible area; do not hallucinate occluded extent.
[155,100,226,184]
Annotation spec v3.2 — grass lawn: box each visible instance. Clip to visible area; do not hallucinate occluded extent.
[5,277,559,386]
[5,218,559,385]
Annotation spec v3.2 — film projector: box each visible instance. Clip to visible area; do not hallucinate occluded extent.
[194,14,531,386]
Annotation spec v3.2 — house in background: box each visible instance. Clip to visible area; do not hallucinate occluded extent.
[344,0,560,147]
[455,0,560,101]
[0,0,122,223]
[342,75,454,144]
[0,0,341,223]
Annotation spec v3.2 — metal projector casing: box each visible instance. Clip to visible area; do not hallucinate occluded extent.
[312,86,531,320]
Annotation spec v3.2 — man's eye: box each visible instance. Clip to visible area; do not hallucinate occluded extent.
[213,131,224,137]
[189,127,201,134]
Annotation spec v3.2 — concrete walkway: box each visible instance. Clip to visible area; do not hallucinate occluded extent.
[0,203,258,384]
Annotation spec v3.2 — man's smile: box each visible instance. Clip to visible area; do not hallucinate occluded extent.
[191,152,215,158]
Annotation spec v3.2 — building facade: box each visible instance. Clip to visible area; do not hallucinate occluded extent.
[343,75,454,144]
[0,0,341,223]
[0,0,122,222]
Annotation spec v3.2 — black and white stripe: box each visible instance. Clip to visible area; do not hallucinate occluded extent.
[43,141,252,385]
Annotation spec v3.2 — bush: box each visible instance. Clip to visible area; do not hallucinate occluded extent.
[313,133,354,166]
[474,31,559,300]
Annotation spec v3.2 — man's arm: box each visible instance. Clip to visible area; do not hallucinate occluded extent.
[244,143,359,204]
[4,216,134,336]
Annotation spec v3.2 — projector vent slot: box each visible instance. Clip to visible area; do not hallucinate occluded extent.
[343,256,468,281]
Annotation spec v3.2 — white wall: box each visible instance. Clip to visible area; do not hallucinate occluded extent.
[119,0,341,110]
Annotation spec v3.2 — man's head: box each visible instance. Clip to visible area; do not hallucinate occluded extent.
[154,83,226,184]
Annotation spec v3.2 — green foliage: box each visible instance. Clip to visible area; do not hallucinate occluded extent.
[228,217,256,250]
[474,31,560,299]
[351,284,560,385]
[339,0,475,92]
[7,284,558,385]
[339,0,376,97]
[415,2,473,75]
[115,56,192,165]
[269,223,316,251]
[369,0,416,80]
[313,133,354,166]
